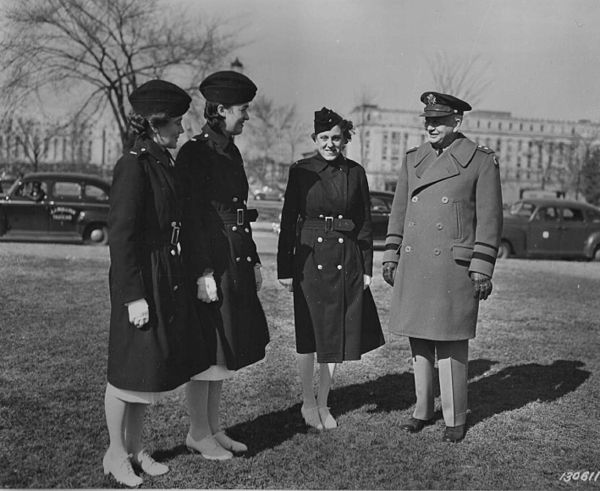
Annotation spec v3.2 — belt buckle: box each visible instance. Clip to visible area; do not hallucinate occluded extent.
[236,208,245,226]
[324,216,334,231]
[170,221,181,247]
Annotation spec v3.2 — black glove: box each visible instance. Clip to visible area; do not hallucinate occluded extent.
[382,262,397,286]
[470,272,493,300]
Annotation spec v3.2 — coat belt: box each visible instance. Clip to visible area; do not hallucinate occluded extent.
[217,208,259,226]
[302,216,355,232]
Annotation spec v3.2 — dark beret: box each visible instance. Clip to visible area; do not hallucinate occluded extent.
[314,107,343,134]
[199,70,257,104]
[129,80,191,118]
[420,91,472,117]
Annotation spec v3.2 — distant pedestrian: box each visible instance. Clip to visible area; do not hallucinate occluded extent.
[382,91,503,442]
[277,107,385,431]
[103,80,209,487]
[176,71,269,460]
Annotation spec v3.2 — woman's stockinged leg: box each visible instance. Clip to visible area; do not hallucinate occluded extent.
[297,353,322,430]
[207,380,223,435]
[124,403,147,455]
[317,363,338,429]
[185,380,211,441]
[104,387,128,456]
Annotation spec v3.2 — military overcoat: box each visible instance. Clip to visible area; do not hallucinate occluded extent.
[383,134,503,340]
[175,124,269,370]
[107,138,210,392]
[277,154,384,363]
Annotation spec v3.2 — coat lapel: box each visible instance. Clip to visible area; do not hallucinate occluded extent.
[413,146,459,195]
[145,140,177,197]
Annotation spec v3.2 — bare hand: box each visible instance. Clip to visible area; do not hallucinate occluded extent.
[363,274,372,290]
[471,272,493,300]
[197,273,218,303]
[127,298,149,328]
[382,262,397,286]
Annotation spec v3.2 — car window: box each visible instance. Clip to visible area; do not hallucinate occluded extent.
[534,206,558,221]
[84,184,109,201]
[53,181,81,199]
[509,201,535,218]
[371,196,390,213]
[561,207,584,222]
[586,209,600,223]
[13,180,48,201]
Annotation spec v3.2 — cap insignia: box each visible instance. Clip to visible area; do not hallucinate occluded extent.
[426,93,437,105]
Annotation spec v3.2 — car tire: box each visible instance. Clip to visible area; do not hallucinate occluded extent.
[84,224,108,245]
[497,240,511,259]
[592,246,600,262]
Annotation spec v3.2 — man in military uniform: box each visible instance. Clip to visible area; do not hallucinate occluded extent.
[382,92,503,442]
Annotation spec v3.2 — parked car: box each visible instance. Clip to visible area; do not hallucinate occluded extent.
[270,190,395,249]
[499,198,600,260]
[253,186,284,201]
[0,172,111,245]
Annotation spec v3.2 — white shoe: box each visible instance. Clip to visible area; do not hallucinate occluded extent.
[214,431,248,453]
[132,449,169,476]
[102,451,143,488]
[318,406,338,430]
[186,433,233,461]
[301,404,323,431]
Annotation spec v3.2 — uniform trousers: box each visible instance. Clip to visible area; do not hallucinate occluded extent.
[409,337,469,427]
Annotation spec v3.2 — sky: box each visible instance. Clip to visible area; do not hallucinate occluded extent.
[183,0,600,127]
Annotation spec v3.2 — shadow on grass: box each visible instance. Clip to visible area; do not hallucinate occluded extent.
[468,359,591,426]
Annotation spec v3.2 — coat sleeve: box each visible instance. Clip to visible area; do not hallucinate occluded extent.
[469,152,503,278]
[175,141,213,278]
[277,164,300,279]
[357,166,374,276]
[383,152,410,264]
[108,154,146,304]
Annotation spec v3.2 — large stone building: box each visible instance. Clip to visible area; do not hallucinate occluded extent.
[346,104,600,203]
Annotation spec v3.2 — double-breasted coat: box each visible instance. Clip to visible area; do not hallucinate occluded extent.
[383,134,503,341]
[107,138,210,392]
[175,124,269,371]
[277,153,384,363]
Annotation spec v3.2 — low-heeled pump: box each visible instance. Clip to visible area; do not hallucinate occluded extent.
[214,431,248,453]
[186,433,233,461]
[301,405,323,431]
[103,452,143,488]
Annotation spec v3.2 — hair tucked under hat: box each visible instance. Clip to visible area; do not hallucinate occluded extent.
[313,107,354,141]
[129,80,191,118]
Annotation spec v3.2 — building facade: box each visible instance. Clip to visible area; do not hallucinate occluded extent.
[347,105,600,203]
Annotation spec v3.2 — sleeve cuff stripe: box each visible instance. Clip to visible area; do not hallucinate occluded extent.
[475,241,498,252]
[472,251,496,264]
[386,233,403,239]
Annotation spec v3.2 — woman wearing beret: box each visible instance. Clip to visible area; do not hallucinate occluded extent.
[277,108,385,430]
[176,71,269,460]
[103,80,210,486]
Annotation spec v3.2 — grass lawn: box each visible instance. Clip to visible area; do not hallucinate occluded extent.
[1,243,599,489]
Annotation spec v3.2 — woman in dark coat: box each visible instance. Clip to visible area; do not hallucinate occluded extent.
[103,80,209,487]
[277,107,385,430]
[175,71,269,460]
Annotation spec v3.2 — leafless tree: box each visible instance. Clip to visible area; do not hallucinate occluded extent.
[0,0,238,149]
[427,51,492,106]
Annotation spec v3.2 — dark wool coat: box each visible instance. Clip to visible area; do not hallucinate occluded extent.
[277,154,384,363]
[383,134,503,341]
[175,124,269,370]
[107,138,210,392]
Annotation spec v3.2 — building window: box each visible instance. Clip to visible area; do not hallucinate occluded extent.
[519,123,523,131]
[477,120,481,128]
[498,122,502,130]
[509,122,513,130]
[540,125,544,132]
[487,121,491,129]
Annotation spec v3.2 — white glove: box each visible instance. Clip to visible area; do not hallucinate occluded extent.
[254,264,263,291]
[279,278,293,292]
[363,274,372,290]
[197,273,218,303]
[127,298,149,328]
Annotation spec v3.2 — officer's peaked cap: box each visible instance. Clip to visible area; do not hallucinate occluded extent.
[129,80,191,118]
[420,91,472,117]
[314,107,343,134]
[199,70,257,104]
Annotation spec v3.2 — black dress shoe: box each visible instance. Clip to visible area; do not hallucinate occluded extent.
[442,425,465,442]
[400,417,432,433]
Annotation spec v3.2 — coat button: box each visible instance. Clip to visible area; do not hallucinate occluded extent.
[319,214,324,218]
[441,196,449,203]
[170,249,176,256]
[244,227,250,233]
[436,223,443,230]
[411,196,418,203]
[317,264,323,270]
[173,284,179,291]
[232,196,239,202]
[338,238,344,244]
[236,257,241,262]
[338,214,343,219]
[317,237,323,242]
[337,265,343,270]
[246,256,252,262]
[232,226,237,231]
[405,245,412,252]
[408,221,415,227]
[433,248,441,255]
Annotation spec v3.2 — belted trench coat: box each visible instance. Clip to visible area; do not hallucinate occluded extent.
[107,138,210,392]
[277,154,384,363]
[383,134,503,340]
[176,124,269,371]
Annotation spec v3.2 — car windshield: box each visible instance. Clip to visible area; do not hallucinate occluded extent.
[509,201,535,218]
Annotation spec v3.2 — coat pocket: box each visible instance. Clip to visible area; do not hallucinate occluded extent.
[451,244,473,266]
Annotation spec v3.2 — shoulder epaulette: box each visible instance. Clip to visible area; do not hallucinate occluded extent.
[129,150,137,155]
[407,146,418,154]
[476,145,495,155]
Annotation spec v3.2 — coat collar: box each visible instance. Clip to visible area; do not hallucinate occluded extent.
[131,137,173,169]
[310,152,352,174]
[413,134,477,170]
[201,123,233,151]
